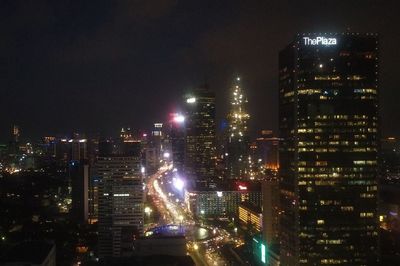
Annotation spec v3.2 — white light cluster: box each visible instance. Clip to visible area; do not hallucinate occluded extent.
[186,97,196,103]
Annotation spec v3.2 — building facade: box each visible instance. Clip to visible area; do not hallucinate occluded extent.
[238,202,263,232]
[169,115,186,173]
[184,86,217,186]
[279,33,379,265]
[97,156,143,258]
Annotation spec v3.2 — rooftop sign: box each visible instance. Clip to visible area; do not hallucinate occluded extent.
[303,36,337,46]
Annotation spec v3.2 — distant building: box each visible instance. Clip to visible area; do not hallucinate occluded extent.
[8,125,20,157]
[151,123,164,157]
[145,147,159,174]
[70,137,87,161]
[168,114,186,173]
[184,85,217,186]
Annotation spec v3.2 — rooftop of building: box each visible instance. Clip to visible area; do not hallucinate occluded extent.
[0,241,55,265]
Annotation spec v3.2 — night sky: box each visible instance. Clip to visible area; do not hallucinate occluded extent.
[1,0,399,141]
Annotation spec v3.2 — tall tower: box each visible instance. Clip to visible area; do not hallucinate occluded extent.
[169,114,186,174]
[226,77,251,179]
[184,85,216,187]
[279,33,379,265]
[69,136,89,224]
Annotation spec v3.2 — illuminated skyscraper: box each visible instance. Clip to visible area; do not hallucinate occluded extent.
[226,77,251,179]
[69,136,89,224]
[279,33,379,265]
[184,85,216,186]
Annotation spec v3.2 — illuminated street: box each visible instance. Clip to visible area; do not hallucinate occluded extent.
[146,166,230,266]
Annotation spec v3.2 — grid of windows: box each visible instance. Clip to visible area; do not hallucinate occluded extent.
[279,33,379,265]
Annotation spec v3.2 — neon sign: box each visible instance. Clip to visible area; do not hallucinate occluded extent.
[303,36,337,46]
[261,243,266,263]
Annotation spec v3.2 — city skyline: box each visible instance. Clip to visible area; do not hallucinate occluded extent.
[1,1,400,141]
[2,2,400,265]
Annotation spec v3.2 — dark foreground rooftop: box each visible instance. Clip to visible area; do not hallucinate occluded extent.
[97,255,195,266]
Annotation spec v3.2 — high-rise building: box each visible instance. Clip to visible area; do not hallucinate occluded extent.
[151,123,164,155]
[144,123,163,174]
[69,136,89,224]
[70,160,89,223]
[226,77,251,179]
[279,33,379,265]
[169,114,186,173]
[97,154,143,258]
[184,85,216,186]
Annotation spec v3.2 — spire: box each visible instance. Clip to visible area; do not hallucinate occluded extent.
[228,76,250,140]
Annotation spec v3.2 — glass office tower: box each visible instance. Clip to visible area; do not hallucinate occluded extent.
[184,85,217,187]
[279,33,379,265]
